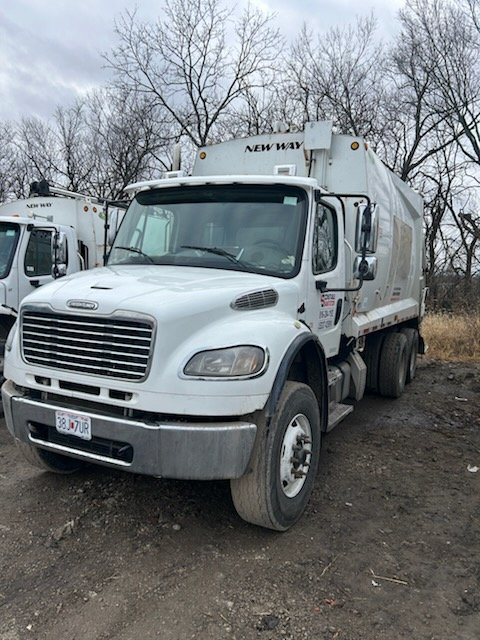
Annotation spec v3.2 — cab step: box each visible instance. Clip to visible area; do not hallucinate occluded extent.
[327,402,354,432]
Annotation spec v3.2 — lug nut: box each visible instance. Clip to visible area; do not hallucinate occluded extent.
[293,470,307,478]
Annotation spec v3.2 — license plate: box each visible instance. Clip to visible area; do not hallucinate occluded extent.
[55,411,92,441]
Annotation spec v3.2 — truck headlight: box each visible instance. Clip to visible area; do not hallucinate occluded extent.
[184,346,266,378]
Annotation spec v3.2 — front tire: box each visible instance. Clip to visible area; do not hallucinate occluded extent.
[230,382,321,531]
[16,441,84,474]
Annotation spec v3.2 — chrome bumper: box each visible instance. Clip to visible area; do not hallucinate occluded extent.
[1,380,257,480]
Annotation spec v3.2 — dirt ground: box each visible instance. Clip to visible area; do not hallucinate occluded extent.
[0,357,479,640]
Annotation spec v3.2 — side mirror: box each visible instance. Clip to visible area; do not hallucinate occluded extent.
[51,231,68,278]
[353,255,377,281]
[106,208,125,245]
[355,203,379,254]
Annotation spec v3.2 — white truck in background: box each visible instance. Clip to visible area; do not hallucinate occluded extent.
[0,180,124,376]
[2,122,426,530]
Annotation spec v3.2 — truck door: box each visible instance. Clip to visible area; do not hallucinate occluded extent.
[304,201,345,359]
[19,227,58,300]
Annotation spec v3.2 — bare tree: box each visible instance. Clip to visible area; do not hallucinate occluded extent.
[214,83,294,138]
[286,17,388,142]
[14,117,60,190]
[381,13,451,181]
[0,122,21,200]
[106,0,282,147]
[451,207,480,284]
[6,91,170,202]
[54,102,95,192]
[392,0,480,306]
[394,0,480,169]
[84,86,172,199]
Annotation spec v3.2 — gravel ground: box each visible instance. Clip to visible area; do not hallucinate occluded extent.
[0,357,479,640]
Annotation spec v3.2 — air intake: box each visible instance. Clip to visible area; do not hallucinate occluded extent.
[231,289,278,311]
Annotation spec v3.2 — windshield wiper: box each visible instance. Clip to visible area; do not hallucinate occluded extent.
[181,245,253,270]
[114,246,154,263]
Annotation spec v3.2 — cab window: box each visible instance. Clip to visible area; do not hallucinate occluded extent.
[0,222,20,278]
[312,204,337,274]
[24,228,54,277]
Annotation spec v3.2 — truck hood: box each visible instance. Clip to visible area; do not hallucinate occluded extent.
[21,265,301,319]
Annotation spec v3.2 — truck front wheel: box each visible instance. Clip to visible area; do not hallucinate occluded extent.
[230,382,321,531]
[16,441,84,474]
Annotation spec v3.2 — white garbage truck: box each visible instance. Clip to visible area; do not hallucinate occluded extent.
[2,122,426,530]
[0,180,123,376]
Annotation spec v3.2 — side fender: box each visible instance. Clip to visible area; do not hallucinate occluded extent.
[264,333,329,432]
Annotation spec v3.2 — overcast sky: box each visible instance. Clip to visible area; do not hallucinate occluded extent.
[0,0,404,123]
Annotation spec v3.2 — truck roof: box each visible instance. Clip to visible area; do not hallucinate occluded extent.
[0,215,58,226]
[124,174,319,195]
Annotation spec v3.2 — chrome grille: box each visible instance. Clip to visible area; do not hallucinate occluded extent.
[21,310,153,381]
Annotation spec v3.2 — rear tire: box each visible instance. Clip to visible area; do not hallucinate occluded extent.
[363,333,385,393]
[230,382,321,531]
[378,332,408,398]
[16,441,84,474]
[400,328,419,384]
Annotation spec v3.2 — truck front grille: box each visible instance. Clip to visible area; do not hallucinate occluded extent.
[21,310,153,381]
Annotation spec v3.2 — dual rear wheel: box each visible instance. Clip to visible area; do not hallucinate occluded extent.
[364,328,419,398]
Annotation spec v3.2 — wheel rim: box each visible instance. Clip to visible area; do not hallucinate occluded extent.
[279,413,313,498]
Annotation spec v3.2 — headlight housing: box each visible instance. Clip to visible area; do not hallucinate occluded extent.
[183,345,266,378]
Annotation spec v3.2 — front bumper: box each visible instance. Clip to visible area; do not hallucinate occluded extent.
[2,380,257,480]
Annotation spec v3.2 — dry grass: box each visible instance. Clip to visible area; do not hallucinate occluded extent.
[423,312,480,362]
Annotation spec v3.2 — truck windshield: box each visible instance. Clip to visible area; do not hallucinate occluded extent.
[0,222,20,279]
[108,184,308,278]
